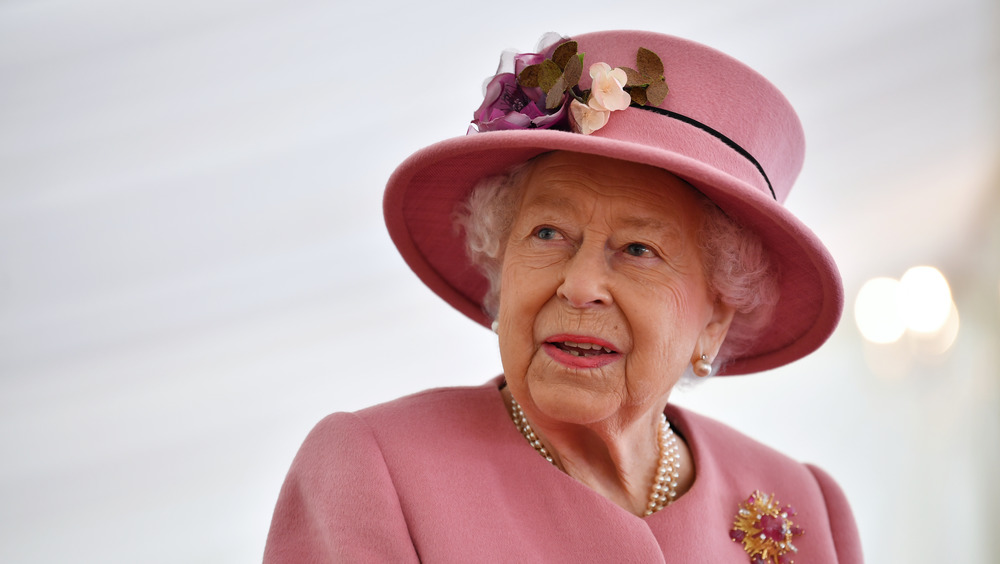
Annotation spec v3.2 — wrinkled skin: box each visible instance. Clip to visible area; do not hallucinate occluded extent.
[495,151,734,515]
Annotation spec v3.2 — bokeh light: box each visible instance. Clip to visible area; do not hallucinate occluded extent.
[855,266,960,361]
[899,266,953,333]
[909,301,960,357]
[854,277,906,343]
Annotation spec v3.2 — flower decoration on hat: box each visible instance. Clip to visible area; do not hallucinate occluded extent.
[471,35,668,135]
[729,491,805,564]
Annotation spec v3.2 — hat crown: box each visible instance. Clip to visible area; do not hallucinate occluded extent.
[548,31,804,203]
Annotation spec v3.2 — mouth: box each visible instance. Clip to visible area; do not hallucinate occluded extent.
[542,335,621,368]
[549,340,617,357]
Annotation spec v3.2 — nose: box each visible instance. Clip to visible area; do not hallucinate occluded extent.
[556,242,613,308]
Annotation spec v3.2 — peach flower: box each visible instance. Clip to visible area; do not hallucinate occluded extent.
[569,99,611,135]
[587,62,631,112]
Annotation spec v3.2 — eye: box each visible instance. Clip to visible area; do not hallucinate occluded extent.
[624,242,652,257]
[534,227,560,240]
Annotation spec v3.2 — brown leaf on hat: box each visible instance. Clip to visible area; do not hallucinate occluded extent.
[519,40,580,110]
[551,41,578,69]
[621,67,645,87]
[629,87,649,106]
[636,47,664,78]
[545,76,567,109]
[645,80,668,106]
[619,48,669,107]
[537,59,563,93]
[518,65,541,88]
[562,53,583,90]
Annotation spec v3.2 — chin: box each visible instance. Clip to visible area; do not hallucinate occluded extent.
[526,380,622,425]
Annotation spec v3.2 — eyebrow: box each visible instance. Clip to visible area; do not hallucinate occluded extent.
[523,193,683,237]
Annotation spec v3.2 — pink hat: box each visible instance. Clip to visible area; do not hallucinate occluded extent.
[383,30,843,375]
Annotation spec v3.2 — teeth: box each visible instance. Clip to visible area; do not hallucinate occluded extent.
[561,341,614,354]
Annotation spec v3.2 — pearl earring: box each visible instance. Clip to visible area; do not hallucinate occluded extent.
[491,320,500,334]
[693,354,712,377]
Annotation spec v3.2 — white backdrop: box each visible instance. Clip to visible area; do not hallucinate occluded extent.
[2,0,999,562]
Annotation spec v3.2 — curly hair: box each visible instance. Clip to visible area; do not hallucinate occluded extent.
[452,159,779,371]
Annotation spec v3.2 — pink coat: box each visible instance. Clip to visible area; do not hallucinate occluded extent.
[265,378,862,562]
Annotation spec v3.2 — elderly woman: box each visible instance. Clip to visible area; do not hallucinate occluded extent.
[265,31,861,563]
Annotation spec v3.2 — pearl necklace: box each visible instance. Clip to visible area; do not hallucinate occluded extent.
[509,397,681,515]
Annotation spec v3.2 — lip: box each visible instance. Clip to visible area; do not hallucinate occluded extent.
[542,333,622,369]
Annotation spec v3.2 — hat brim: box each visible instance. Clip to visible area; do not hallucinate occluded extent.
[384,110,843,376]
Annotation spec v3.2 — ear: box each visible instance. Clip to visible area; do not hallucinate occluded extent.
[694,299,736,362]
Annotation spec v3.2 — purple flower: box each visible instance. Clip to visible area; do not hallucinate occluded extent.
[471,71,567,132]
[470,34,571,133]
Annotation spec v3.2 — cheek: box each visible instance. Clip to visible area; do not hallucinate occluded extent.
[497,250,562,321]
[625,284,707,370]
[495,255,556,380]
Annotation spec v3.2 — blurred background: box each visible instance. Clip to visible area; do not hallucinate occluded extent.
[2,0,998,562]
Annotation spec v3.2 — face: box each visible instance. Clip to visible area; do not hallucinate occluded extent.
[496,152,733,428]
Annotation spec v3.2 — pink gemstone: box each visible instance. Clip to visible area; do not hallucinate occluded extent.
[791,526,804,536]
[757,514,786,541]
[729,529,746,542]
